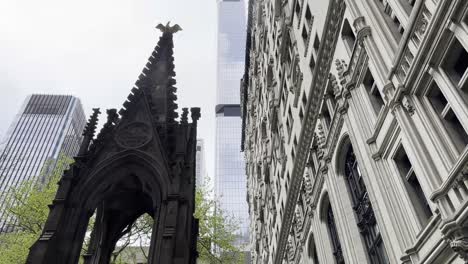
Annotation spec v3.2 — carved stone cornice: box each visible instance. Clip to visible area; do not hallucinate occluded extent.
[273,1,346,263]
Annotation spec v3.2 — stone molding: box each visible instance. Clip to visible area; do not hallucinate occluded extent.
[273,1,346,263]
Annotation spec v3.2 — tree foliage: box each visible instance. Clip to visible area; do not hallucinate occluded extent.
[195,187,245,264]
[0,156,73,264]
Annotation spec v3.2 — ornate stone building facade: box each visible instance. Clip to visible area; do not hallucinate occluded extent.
[241,0,468,263]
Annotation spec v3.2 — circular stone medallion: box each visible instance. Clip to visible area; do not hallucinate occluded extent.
[115,122,152,149]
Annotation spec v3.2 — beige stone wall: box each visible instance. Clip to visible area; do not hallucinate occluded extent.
[243,0,468,263]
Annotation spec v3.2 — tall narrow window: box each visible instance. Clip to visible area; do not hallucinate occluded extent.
[310,54,316,73]
[344,146,389,263]
[313,34,320,55]
[308,233,320,264]
[302,26,309,44]
[393,145,433,226]
[376,0,404,41]
[341,19,356,54]
[320,102,332,131]
[363,68,384,114]
[426,82,468,153]
[442,38,468,93]
[327,206,344,264]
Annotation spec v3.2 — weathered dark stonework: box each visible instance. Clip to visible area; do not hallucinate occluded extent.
[26,23,199,264]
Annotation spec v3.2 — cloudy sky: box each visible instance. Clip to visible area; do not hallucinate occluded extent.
[0,0,220,177]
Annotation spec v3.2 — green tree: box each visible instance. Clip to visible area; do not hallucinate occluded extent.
[195,186,245,264]
[0,155,73,264]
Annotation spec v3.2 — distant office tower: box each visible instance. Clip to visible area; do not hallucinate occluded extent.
[215,0,249,249]
[195,139,207,188]
[0,94,86,233]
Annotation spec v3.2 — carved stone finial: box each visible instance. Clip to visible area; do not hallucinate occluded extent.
[106,109,119,125]
[156,22,183,34]
[78,108,101,156]
[83,108,101,137]
[181,108,189,124]
[190,107,201,123]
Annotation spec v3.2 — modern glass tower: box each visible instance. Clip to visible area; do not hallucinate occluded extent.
[195,138,207,188]
[215,0,249,249]
[0,94,86,233]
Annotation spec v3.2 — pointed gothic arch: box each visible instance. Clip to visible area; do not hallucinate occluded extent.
[334,134,389,264]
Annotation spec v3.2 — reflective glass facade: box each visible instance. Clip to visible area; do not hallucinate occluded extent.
[0,94,86,233]
[195,138,206,188]
[215,0,249,249]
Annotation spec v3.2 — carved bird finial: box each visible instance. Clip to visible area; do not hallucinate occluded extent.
[156,21,183,34]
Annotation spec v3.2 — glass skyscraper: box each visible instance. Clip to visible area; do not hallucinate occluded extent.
[215,0,249,249]
[196,138,207,188]
[0,94,86,233]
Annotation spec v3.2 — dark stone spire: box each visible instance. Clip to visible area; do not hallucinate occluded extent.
[78,108,101,156]
[88,109,119,154]
[135,22,182,125]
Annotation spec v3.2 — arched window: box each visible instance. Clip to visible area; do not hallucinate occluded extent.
[327,206,344,264]
[344,146,389,264]
[308,233,320,264]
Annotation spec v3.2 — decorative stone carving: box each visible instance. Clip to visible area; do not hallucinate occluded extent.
[401,96,415,116]
[115,122,153,149]
[414,8,429,37]
[335,59,348,86]
[446,227,468,263]
[303,172,313,193]
[286,237,295,261]
[295,205,304,231]
[329,73,341,98]
[316,123,326,157]
[451,238,468,263]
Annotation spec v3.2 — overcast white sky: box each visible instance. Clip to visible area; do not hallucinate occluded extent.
[0,0,219,177]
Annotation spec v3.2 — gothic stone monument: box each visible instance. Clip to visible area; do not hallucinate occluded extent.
[26,23,200,264]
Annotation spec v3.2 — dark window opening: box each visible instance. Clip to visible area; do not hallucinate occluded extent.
[313,34,320,55]
[295,1,301,16]
[363,69,384,114]
[302,26,309,43]
[442,38,468,92]
[426,83,468,152]
[341,19,356,54]
[327,206,345,264]
[344,146,389,264]
[305,5,312,24]
[310,55,316,73]
[308,234,320,264]
[394,145,433,226]
[302,91,308,106]
[321,102,331,131]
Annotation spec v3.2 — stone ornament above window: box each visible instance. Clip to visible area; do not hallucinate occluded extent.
[115,122,153,149]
